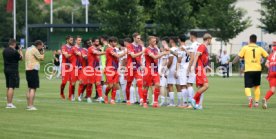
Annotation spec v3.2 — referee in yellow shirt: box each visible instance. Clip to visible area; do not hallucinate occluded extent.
[235,34,268,108]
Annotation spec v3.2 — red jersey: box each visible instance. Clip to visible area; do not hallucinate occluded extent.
[126,43,143,71]
[61,44,72,64]
[144,46,159,73]
[81,48,88,67]
[196,44,209,68]
[71,45,82,69]
[268,51,276,73]
[106,46,119,71]
[88,46,101,68]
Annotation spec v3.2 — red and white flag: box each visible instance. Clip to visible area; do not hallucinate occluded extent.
[6,0,13,13]
[44,0,51,5]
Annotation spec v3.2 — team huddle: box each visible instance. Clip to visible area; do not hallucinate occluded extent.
[59,32,211,109]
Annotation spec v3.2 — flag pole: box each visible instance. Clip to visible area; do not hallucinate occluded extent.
[25,0,28,47]
[50,0,53,32]
[13,0,16,39]
[85,3,88,32]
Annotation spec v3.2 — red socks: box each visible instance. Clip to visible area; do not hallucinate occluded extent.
[111,87,116,100]
[126,82,131,101]
[96,84,103,97]
[78,84,84,97]
[105,87,111,96]
[153,88,160,103]
[265,90,274,101]
[194,92,202,104]
[138,86,143,101]
[69,84,75,99]
[86,84,92,98]
[143,89,148,103]
[60,84,65,95]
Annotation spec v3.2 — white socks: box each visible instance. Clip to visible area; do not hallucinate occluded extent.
[187,86,194,100]
[182,89,188,103]
[169,92,175,105]
[177,92,182,105]
[116,89,121,101]
[121,84,127,101]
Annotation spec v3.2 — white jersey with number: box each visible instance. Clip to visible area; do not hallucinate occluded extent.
[189,41,201,57]
[159,54,169,87]
[176,46,189,85]
[187,41,200,84]
[167,47,178,84]
[118,49,127,84]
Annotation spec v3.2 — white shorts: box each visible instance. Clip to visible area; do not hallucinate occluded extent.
[167,71,176,84]
[176,64,188,85]
[119,74,127,85]
[53,66,59,71]
[187,72,196,84]
[176,69,187,85]
[160,76,167,87]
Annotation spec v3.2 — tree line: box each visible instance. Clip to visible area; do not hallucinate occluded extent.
[0,0,275,45]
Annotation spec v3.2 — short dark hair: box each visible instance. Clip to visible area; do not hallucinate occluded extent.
[76,35,82,39]
[34,40,43,47]
[190,31,197,38]
[83,39,91,48]
[92,37,99,42]
[250,34,257,43]
[66,35,73,41]
[119,39,124,47]
[132,32,140,38]
[161,36,170,44]
[169,36,179,43]
[179,34,188,42]
[124,37,132,43]
[109,36,118,43]
[8,38,16,46]
[100,35,108,41]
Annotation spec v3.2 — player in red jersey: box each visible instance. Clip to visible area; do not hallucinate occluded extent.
[104,37,126,104]
[69,36,82,101]
[143,36,169,108]
[262,46,276,109]
[60,36,73,100]
[86,39,105,103]
[125,32,145,105]
[77,39,89,102]
[189,33,212,109]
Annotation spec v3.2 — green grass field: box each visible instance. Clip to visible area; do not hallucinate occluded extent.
[0,74,275,139]
[1,49,275,139]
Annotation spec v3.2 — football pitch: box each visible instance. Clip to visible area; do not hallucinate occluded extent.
[0,75,275,139]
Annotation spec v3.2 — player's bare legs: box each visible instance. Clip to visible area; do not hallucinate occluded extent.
[263,86,276,109]
[167,84,175,106]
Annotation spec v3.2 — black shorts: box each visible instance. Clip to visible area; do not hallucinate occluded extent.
[4,71,19,88]
[244,71,261,88]
[26,70,39,89]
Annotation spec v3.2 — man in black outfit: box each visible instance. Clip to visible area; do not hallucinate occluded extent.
[3,38,23,108]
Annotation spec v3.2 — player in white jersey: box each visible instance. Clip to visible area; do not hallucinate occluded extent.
[175,35,190,107]
[116,39,128,103]
[187,31,203,109]
[159,38,170,106]
[167,37,179,106]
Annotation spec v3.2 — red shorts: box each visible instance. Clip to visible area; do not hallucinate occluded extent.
[61,66,71,84]
[70,68,80,83]
[79,69,88,85]
[125,69,143,82]
[62,72,70,84]
[144,72,160,86]
[268,72,276,87]
[196,68,208,87]
[94,69,102,83]
[105,69,119,84]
